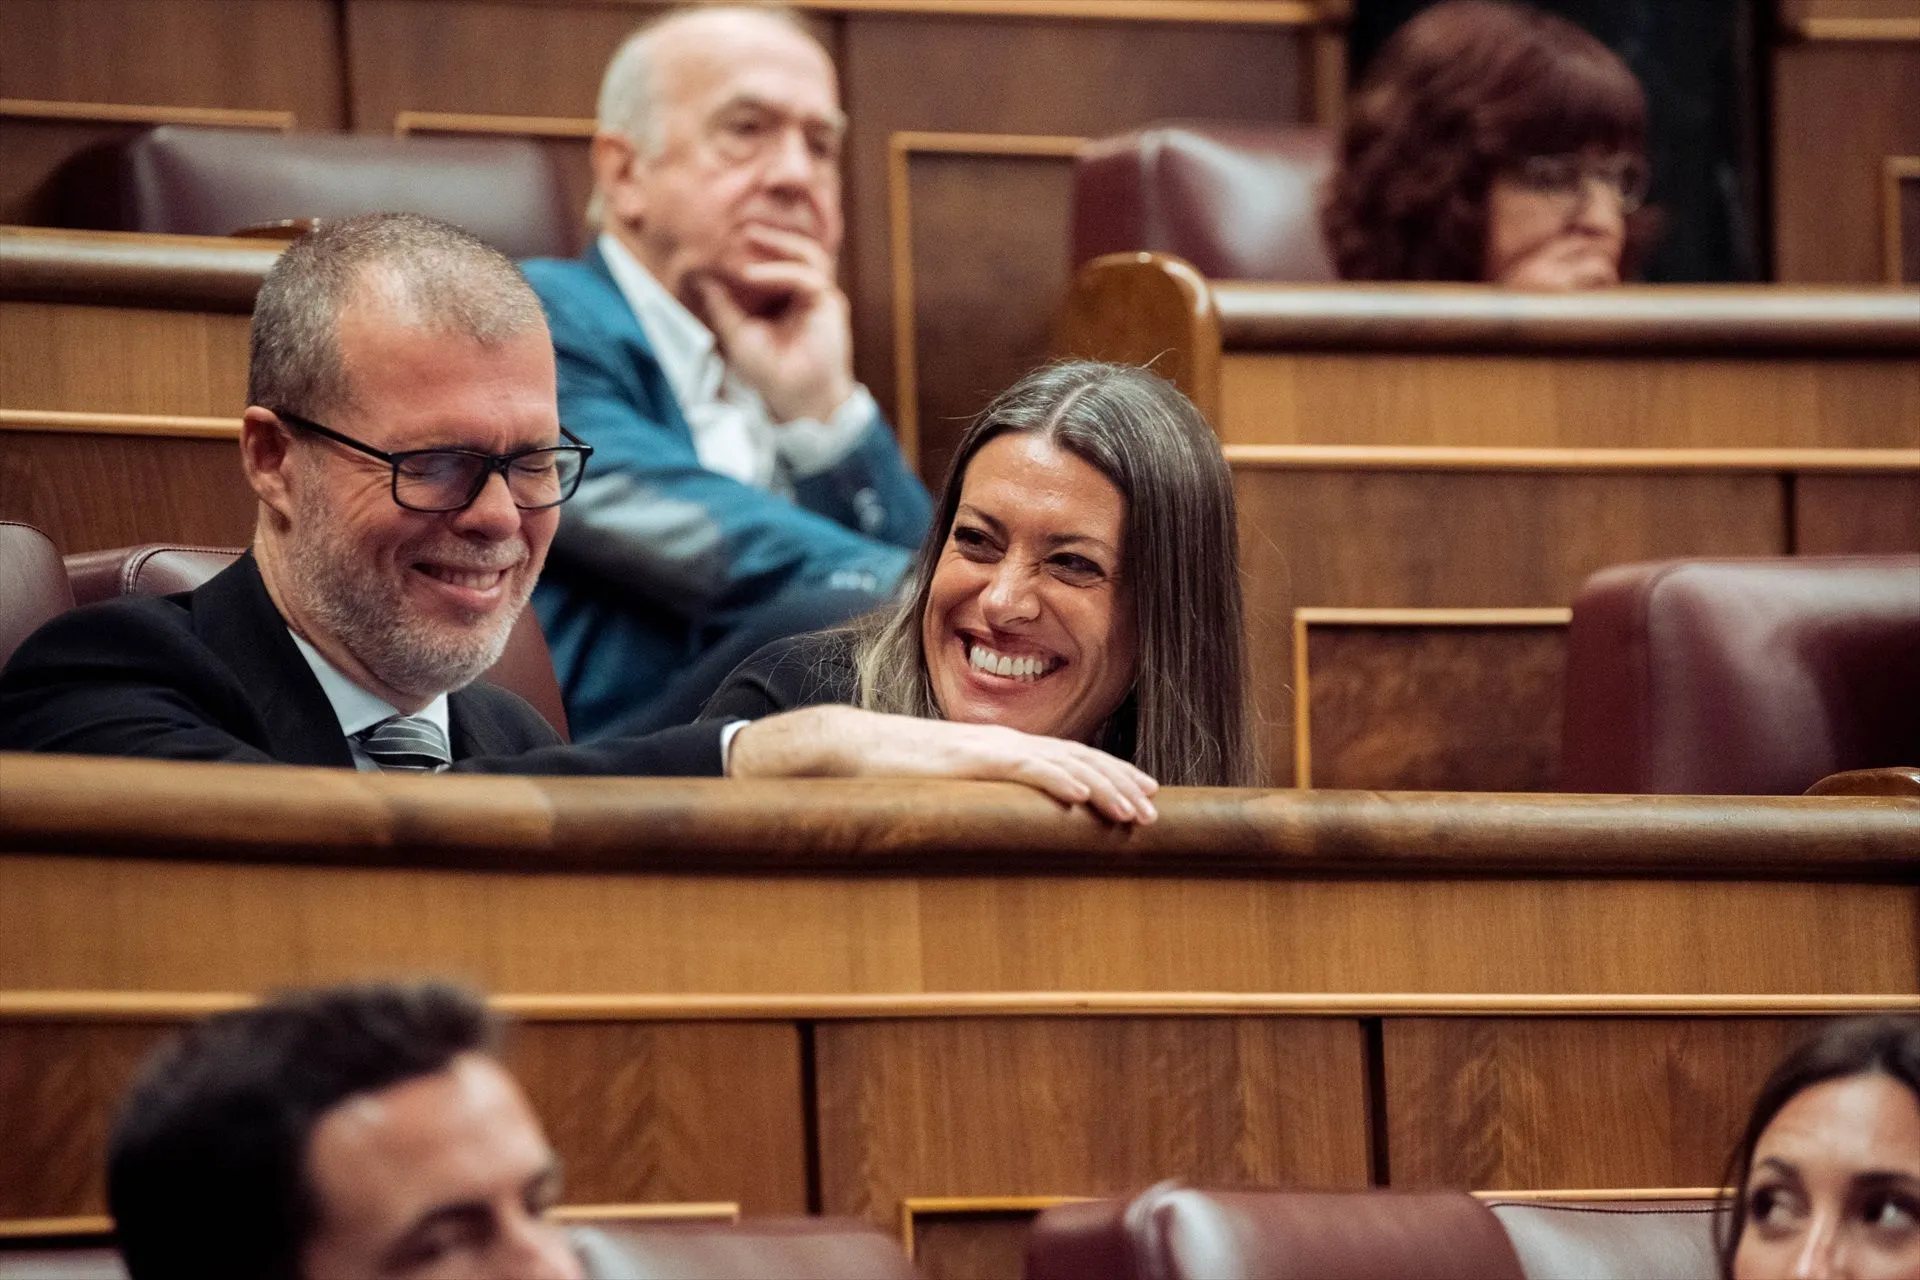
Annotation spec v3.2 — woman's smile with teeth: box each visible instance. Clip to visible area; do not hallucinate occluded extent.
[967,640,1057,681]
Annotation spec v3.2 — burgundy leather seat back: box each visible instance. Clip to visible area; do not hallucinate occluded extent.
[1073,123,1337,281]
[61,125,575,260]
[60,542,570,742]
[1026,1185,1526,1280]
[1561,556,1920,794]
[1486,1200,1722,1280]
[586,1218,920,1280]
[0,521,76,670]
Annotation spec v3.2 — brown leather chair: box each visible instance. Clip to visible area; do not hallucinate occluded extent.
[59,541,570,741]
[0,521,76,670]
[1072,122,1337,281]
[1560,555,1920,794]
[1483,1198,1721,1280]
[1024,1185,1527,1280]
[587,1218,920,1279]
[59,125,575,259]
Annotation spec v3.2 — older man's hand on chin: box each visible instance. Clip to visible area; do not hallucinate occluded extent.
[727,705,1161,826]
[693,224,855,426]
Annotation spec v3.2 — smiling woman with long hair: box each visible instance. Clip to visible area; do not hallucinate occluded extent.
[703,360,1260,788]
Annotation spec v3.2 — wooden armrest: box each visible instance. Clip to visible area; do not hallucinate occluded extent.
[1805,766,1920,797]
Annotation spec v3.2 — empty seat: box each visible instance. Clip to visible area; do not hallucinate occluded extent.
[1025,1186,1725,1280]
[59,541,570,741]
[1561,555,1920,794]
[1025,1184,1526,1280]
[1073,123,1337,281]
[59,125,575,259]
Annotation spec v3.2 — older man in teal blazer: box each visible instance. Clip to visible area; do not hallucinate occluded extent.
[524,6,930,741]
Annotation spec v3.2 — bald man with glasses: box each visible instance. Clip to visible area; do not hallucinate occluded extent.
[0,213,1158,822]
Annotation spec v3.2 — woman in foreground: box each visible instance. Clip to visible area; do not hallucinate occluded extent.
[1723,1016,1920,1279]
[705,360,1260,789]
[1322,0,1655,289]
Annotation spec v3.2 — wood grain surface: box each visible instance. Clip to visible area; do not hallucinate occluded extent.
[1774,37,1920,282]
[0,0,342,225]
[1298,621,1566,792]
[1382,1018,1819,1189]
[815,1017,1369,1229]
[6,756,1918,878]
[0,300,251,415]
[0,427,253,552]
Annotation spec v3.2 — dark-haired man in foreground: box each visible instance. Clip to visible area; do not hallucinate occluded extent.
[110,982,608,1280]
[0,213,1156,822]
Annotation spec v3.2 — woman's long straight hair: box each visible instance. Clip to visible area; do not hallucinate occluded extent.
[850,360,1260,786]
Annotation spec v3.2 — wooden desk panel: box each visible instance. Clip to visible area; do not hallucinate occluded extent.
[0,419,252,552]
[1797,473,1920,552]
[1059,256,1920,452]
[1233,462,1790,786]
[0,303,250,416]
[0,1013,806,1221]
[814,1016,1370,1226]
[1383,1017,1820,1190]
[3,761,1916,997]
[1216,350,1920,450]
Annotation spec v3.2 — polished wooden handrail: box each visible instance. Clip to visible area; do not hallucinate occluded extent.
[1,754,1914,877]
[1211,280,1920,352]
[0,226,279,311]
[1061,253,1920,357]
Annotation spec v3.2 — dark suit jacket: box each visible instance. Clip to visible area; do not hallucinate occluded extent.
[0,555,726,775]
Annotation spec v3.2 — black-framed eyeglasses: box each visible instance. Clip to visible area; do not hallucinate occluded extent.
[1511,152,1651,214]
[272,410,592,513]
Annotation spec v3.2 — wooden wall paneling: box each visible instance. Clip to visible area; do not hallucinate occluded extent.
[814,1017,1370,1234]
[344,0,645,248]
[1292,609,1569,792]
[0,304,252,416]
[0,416,254,553]
[1215,351,1920,449]
[1889,156,1920,283]
[905,878,1920,996]
[1774,34,1920,282]
[1232,463,1788,785]
[5,853,1915,997]
[0,1017,803,1225]
[889,135,1084,476]
[842,11,1317,477]
[1794,473,1920,551]
[0,1020,178,1219]
[0,0,343,225]
[502,1020,808,1214]
[1382,1018,1819,1190]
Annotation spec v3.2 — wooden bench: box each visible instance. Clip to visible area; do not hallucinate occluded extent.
[1,755,1914,1275]
[0,227,269,551]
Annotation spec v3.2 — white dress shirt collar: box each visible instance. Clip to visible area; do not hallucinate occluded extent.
[598,232,725,414]
[288,629,450,769]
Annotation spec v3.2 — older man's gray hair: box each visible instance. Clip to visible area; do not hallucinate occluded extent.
[586,3,819,228]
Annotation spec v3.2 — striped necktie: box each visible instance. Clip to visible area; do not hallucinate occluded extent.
[355,715,451,773]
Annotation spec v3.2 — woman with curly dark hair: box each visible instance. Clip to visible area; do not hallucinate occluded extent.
[1719,1016,1920,1279]
[1321,0,1654,288]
